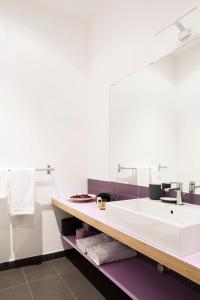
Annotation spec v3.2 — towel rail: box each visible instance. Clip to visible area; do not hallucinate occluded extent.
[7,165,55,175]
[118,164,137,173]
[118,164,168,172]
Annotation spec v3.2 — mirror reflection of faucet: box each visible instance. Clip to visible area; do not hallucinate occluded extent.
[189,181,200,194]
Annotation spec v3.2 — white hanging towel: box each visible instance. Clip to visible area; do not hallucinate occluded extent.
[76,233,113,254]
[149,167,162,184]
[9,169,35,216]
[0,170,9,200]
[137,167,151,187]
[87,240,137,266]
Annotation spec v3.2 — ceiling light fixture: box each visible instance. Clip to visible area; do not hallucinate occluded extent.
[155,6,198,42]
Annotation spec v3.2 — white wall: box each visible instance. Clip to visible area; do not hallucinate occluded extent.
[88,0,199,181]
[0,0,88,262]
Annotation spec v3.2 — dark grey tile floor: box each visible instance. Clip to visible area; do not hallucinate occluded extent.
[0,258,105,300]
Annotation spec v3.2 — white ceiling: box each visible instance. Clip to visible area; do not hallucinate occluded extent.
[34,0,108,20]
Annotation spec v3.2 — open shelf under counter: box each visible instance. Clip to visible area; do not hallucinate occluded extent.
[52,197,200,299]
[62,235,200,300]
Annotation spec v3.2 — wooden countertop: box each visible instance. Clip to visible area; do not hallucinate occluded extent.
[52,197,200,285]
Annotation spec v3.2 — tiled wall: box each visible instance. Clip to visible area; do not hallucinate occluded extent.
[88,179,200,205]
[88,179,148,201]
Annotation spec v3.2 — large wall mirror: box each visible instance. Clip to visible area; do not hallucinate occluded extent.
[110,38,200,193]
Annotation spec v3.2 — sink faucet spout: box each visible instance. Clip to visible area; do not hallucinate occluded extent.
[164,182,183,205]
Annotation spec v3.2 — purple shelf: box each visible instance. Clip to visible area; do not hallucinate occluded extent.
[62,235,200,300]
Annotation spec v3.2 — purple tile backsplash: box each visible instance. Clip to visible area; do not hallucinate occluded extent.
[117,194,137,200]
[117,183,138,198]
[88,179,118,201]
[88,179,200,205]
[88,179,117,193]
[182,193,200,205]
[138,186,149,198]
[88,179,138,201]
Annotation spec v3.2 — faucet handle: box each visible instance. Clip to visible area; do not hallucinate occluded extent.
[169,181,179,187]
[169,182,183,191]
[189,181,197,194]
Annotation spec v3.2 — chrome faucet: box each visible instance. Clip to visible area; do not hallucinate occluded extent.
[164,182,183,205]
[189,181,200,194]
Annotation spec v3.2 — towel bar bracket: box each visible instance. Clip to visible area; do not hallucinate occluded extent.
[35,165,55,175]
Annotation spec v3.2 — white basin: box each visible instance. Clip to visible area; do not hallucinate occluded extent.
[106,198,200,256]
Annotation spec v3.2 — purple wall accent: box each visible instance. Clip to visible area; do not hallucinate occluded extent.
[182,193,200,205]
[88,179,200,205]
[88,179,118,201]
[88,179,138,201]
[138,186,149,198]
[118,183,138,199]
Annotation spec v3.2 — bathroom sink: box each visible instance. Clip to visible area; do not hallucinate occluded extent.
[106,198,200,256]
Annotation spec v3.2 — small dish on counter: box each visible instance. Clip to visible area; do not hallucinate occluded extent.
[69,194,96,203]
[160,197,177,203]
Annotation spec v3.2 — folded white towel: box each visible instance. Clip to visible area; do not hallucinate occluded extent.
[87,240,137,266]
[9,169,35,216]
[0,170,9,200]
[76,233,113,254]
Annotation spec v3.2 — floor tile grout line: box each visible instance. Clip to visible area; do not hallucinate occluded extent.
[0,283,27,293]
[21,268,35,300]
[50,259,105,299]
[25,273,58,284]
[50,260,78,300]
[20,261,58,283]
